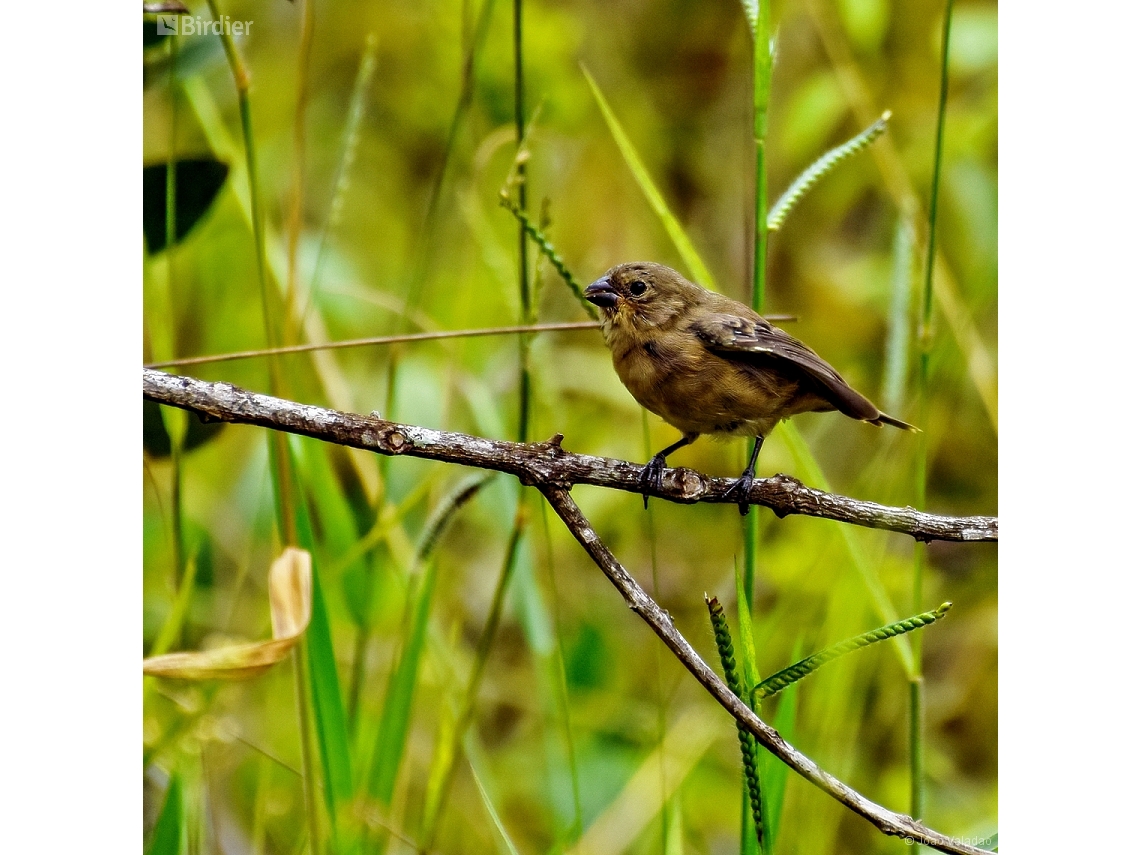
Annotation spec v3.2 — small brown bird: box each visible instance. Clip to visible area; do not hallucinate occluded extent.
[583,262,915,514]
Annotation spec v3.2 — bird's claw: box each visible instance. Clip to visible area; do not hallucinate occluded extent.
[727,468,755,516]
[639,453,667,510]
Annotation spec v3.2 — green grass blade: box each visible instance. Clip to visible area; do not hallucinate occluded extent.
[664,791,684,855]
[368,475,490,804]
[755,603,951,700]
[583,65,716,289]
[368,550,440,804]
[289,440,354,832]
[734,563,761,691]
[778,422,915,675]
[537,501,584,842]
[146,772,184,855]
[912,0,956,821]
[750,0,771,312]
[296,439,375,736]
[146,552,198,661]
[305,562,355,813]
[470,755,523,855]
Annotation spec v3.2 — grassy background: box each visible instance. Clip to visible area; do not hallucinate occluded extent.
[143,1,996,852]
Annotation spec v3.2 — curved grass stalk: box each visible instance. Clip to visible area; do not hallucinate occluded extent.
[417,474,494,561]
[202,5,313,841]
[162,35,189,598]
[911,0,956,822]
[366,475,491,812]
[767,112,891,232]
[513,0,532,446]
[707,596,764,850]
[203,0,295,549]
[753,603,951,702]
[779,422,916,675]
[285,0,315,344]
[750,0,771,313]
[499,194,596,318]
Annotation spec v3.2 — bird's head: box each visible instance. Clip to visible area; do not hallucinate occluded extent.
[584,262,699,334]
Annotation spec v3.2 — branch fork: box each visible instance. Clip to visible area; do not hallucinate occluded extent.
[143,367,994,854]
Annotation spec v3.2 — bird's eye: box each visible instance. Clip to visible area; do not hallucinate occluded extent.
[629,280,648,296]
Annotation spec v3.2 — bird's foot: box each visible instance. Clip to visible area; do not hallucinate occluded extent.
[726,468,755,516]
[639,453,668,510]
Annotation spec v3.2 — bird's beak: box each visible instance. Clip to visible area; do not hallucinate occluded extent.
[584,278,619,309]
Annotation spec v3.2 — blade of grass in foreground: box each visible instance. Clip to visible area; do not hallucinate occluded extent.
[582,65,716,289]
[911,0,956,822]
[146,771,184,855]
[471,753,523,855]
[367,475,490,807]
[367,553,440,806]
[290,439,354,844]
[779,422,915,676]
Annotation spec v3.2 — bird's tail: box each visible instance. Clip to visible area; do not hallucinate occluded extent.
[870,412,920,432]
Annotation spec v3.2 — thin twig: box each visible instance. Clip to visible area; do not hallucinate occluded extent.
[538,485,988,855]
[143,369,997,542]
[144,322,601,369]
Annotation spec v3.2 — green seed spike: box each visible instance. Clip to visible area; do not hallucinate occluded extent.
[499,193,597,319]
[767,111,891,233]
[415,473,493,563]
[753,602,952,701]
[706,596,764,849]
[740,0,759,37]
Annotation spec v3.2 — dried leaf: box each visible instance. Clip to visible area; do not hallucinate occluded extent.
[143,548,312,680]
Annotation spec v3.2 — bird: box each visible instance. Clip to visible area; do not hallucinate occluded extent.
[583,261,916,515]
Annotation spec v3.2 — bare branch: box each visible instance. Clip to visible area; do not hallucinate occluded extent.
[143,369,996,542]
[142,367,993,849]
[538,485,989,855]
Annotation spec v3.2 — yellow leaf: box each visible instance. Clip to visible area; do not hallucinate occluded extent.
[143,547,312,680]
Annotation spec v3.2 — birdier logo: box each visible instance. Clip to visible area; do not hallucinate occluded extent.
[156,15,253,36]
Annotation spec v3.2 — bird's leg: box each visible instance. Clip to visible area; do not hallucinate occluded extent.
[639,435,695,509]
[726,435,765,516]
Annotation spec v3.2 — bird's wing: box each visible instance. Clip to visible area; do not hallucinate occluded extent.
[688,312,880,421]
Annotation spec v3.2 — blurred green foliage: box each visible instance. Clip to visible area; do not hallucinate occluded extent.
[143,0,996,852]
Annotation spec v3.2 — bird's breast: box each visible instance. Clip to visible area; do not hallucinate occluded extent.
[608,329,805,438]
